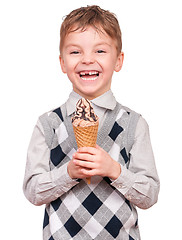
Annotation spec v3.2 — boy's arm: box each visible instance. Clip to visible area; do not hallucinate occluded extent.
[23,119,79,206]
[111,116,160,209]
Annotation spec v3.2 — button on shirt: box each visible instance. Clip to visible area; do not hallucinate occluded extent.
[23,90,160,209]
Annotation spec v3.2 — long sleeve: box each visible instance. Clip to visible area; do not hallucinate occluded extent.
[111,116,160,209]
[23,119,79,206]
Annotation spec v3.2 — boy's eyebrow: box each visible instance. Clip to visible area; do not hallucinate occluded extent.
[65,44,81,48]
[65,42,112,49]
[95,42,112,47]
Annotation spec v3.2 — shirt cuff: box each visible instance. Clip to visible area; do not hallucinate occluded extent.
[52,163,79,196]
[111,165,136,195]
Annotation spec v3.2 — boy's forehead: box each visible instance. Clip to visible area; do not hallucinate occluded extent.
[67,25,107,37]
[65,26,111,43]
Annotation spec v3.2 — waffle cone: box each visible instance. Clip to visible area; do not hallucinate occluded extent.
[73,122,99,184]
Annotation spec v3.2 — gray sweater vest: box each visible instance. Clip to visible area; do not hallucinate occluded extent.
[40,102,141,240]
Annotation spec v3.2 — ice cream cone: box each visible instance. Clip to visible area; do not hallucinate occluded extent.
[73,123,98,148]
[72,98,99,184]
[73,122,99,184]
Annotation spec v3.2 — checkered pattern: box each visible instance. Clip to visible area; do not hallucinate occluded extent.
[42,103,141,240]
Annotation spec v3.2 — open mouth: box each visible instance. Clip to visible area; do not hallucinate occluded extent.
[79,71,99,81]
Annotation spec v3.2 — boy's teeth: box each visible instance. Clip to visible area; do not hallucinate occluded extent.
[80,72,86,76]
[80,71,98,76]
[89,71,97,75]
[79,71,99,81]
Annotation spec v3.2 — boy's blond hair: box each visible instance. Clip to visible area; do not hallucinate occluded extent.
[60,5,122,56]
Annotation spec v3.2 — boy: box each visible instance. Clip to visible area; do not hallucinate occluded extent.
[23,5,160,240]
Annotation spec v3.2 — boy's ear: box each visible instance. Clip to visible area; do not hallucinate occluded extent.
[59,55,67,73]
[114,52,124,72]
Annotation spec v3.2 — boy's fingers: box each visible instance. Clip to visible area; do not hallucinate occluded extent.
[74,152,94,162]
[81,168,97,176]
[77,146,97,154]
[74,159,94,168]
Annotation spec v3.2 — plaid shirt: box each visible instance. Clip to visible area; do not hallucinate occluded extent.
[40,102,141,239]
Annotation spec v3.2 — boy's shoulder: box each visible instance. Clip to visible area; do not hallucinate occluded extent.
[39,103,66,123]
[38,104,66,148]
[115,101,141,121]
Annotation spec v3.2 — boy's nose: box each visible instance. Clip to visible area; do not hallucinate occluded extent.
[81,53,94,65]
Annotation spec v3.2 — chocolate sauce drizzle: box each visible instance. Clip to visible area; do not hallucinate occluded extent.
[72,98,98,122]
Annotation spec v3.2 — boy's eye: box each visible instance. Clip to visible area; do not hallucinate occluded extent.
[97,50,106,53]
[70,51,80,54]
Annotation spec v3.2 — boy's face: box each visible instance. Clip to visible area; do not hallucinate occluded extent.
[60,26,124,100]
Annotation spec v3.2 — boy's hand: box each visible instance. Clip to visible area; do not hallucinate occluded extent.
[68,145,121,180]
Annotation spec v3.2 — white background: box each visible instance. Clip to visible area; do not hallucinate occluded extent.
[1,0,181,239]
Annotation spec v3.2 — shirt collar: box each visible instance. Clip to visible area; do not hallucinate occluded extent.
[66,90,117,116]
